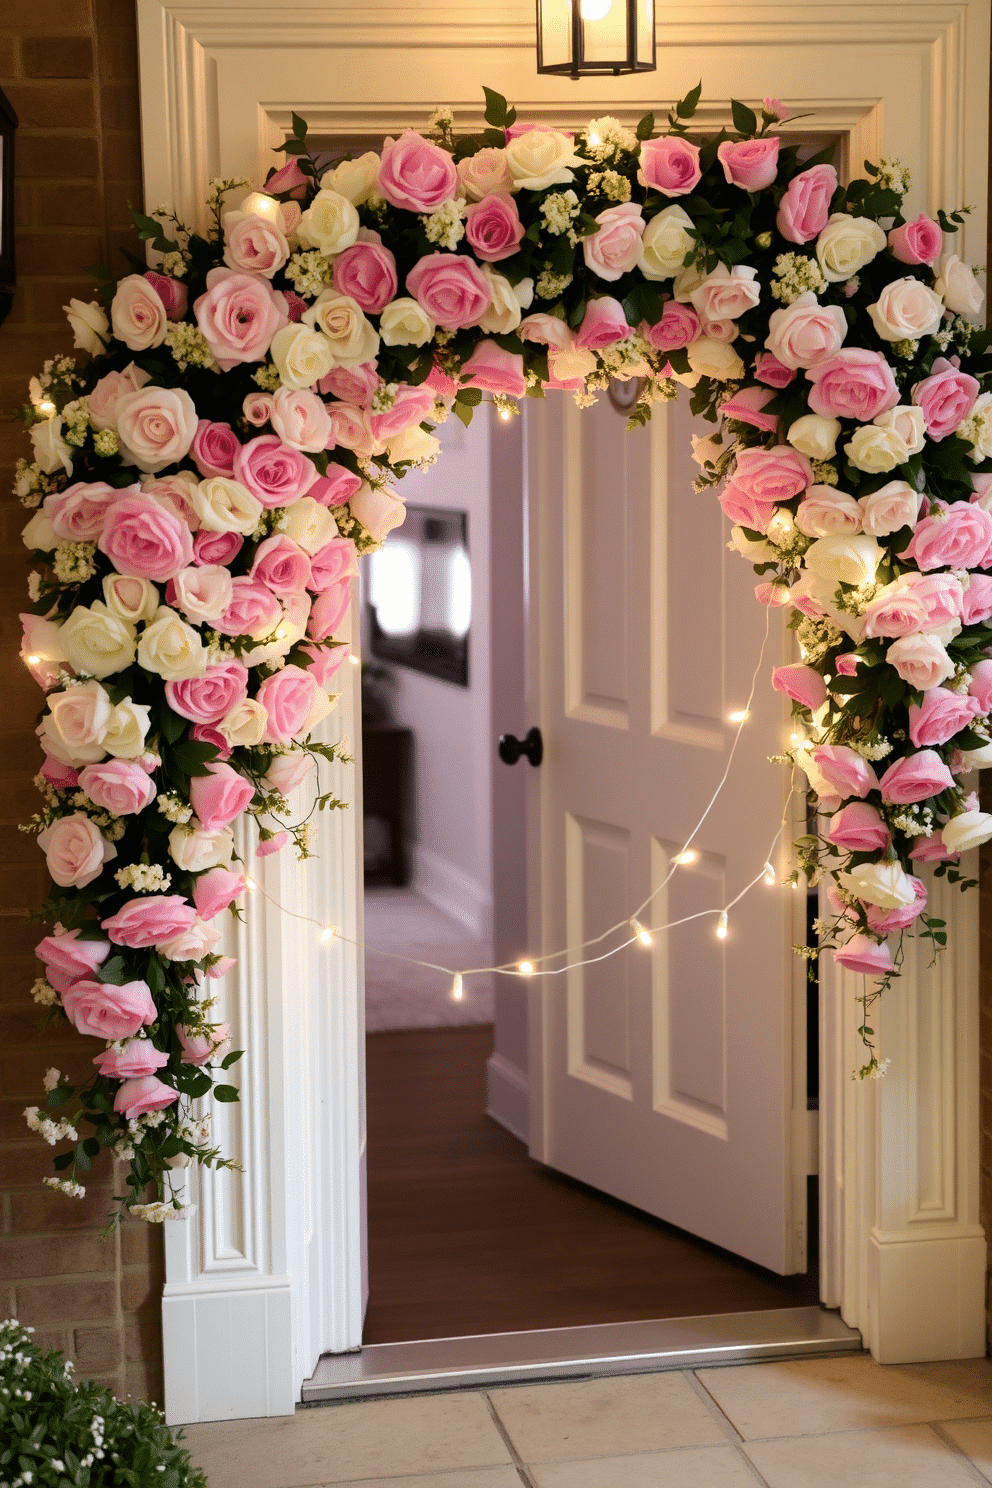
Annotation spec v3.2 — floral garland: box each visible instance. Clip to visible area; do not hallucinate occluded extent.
[17,85,992,1220]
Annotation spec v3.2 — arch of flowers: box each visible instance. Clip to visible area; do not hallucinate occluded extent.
[16,84,992,1220]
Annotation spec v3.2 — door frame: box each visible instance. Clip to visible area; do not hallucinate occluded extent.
[136,0,990,1424]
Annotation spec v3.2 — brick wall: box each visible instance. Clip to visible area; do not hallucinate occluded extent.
[0,1,164,1403]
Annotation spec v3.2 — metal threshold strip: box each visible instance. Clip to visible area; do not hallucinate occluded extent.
[302,1305,862,1404]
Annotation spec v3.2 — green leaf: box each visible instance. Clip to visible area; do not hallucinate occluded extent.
[74,1141,92,1173]
[97,954,130,987]
[451,401,474,428]
[675,81,702,120]
[482,86,509,128]
[455,386,483,406]
[666,346,691,376]
[213,1085,240,1103]
[53,1150,75,1172]
[220,1049,244,1070]
[635,111,655,141]
[730,99,758,136]
[46,1084,73,1109]
[290,111,309,140]
[170,739,222,776]
[82,1136,100,1159]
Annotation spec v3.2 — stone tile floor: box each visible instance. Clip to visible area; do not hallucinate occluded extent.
[181,1353,992,1487]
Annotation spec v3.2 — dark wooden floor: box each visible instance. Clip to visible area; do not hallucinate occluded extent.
[364,1024,818,1344]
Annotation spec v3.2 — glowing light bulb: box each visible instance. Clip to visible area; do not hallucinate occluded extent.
[716,911,729,940]
[728,709,750,724]
[630,917,653,947]
[348,654,361,667]
[763,862,776,886]
[518,960,535,977]
[673,850,697,866]
[781,589,791,604]
[319,925,336,945]
[580,0,612,23]
[26,654,41,666]
[240,190,282,224]
[587,130,602,148]
[790,731,803,745]
[451,974,464,1001]
[38,400,56,417]
[499,408,512,422]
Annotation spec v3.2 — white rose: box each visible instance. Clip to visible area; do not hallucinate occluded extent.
[867,277,943,343]
[218,698,268,748]
[691,433,723,468]
[873,404,926,457]
[269,323,337,389]
[686,336,745,382]
[959,392,992,460]
[457,148,513,202]
[102,574,159,624]
[302,292,380,366]
[729,525,776,562]
[110,274,168,351]
[379,297,436,347]
[815,213,887,283]
[137,607,207,681]
[794,486,863,538]
[837,860,916,909]
[639,205,695,280]
[102,698,151,759]
[765,509,796,547]
[320,153,380,206]
[349,483,406,540]
[478,268,534,335]
[169,822,235,873]
[22,510,57,551]
[158,914,223,963]
[30,417,73,477]
[265,751,314,794]
[958,741,992,770]
[387,425,441,465]
[844,424,910,474]
[690,264,761,325]
[60,602,137,680]
[243,593,311,667]
[886,632,954,690]
[942,809,992,852]
[279,496,336,555]
[300,687,334,738]
[193,477,263,535]
[788,414,840,460]
[505,129,584,191]
[548,346,598,383]
[116,386,198,473]
[859,480,920,537]
[222,210,290,279]
[297,189,360,256]
[934,254,984,317]
[43,681,113,765]
[804,532,882,587]
[672,259,709,303]
[793,747,843,809]
[171,565,233,625]
[63,298,109,355]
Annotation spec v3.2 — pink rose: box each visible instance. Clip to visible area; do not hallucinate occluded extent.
[193,529,243,567]
[63,979,157,1041]
[308,466,363,507]
[583,203,644,282]
[718,482,776,533]
[879,749,957,803]
[270,386,332,454]
[223,213,289,278]
[642,301,700,353]
[176,1021,232,1066]
[192,867,246,922]
[719,387,779,434]
[301,642,349,686]
[255,665,322,743]
[638,136,701,196]
[733,445,813,504]
[78,759,156,816]
[144,271,187,319]
[111,273,167,351]
[257,832,288,857]
[776,164,838,244]
[754,352,795,388]
[332,237,399,313]
[378,131,458,212]
[97,493,194,582]
[860,587,928,638]
[810,745,879,799]
[771,664,827,710]
[827,802,891,853]
[860,480,923,538]
[348,483,405,542]
[908,687,982,748]
[44,481,133,543]
[191,420,240,478]
[519,312,572,351]
[911,358,979,441]
[319,362,380,407]
[308,536,358,593]
[794,486,862,539]
[194,266,289,370]
[93,1040,169,1080]
[575,297,629,350]
[214,577,283,639]
[233,434,317,509]
[961,575,992,625]
[306,580,352,643]
[968,659,992,713]
[865,878,928,934]
[36,929,110,994]
[143,473,200,530]
[156,914,222,964]
[806,349,900,421]
[190,724,231,760]
[909,833,960,864]
[459,340,527,397]
[900,501,992,572]
[114,1075,178,1119]
[251,534,312,595]
[102,894,196,948]
[833,934,894,976]
[457,148,513,200]
[465,193,525,263]
[367,384,437,444]
[116,386,198,473]
[898,572,962,628]
[888,214,942,267]
[765,292,847,370]
[190,761,255,832]
[326,404,377,456]
[886,633,955,691]
[265,751,314,795]
[690,265,760,326]
[266,158,309,198]
[37,813,115,888]
[243,392,273,427]
[717,137,780,191]
[405,253,491,330]
[87,363,151,432]
[754,582,790,607]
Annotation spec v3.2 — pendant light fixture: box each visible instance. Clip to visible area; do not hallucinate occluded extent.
[536,0,656,78]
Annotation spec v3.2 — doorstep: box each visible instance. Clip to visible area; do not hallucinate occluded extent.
[302,1305,862,1403]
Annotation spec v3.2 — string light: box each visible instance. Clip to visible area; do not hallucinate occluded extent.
[245,875,256,891]
[37,400,56,416]
[673,850,697,866]
[518,960,535,977]
[716,911,729,940]
[763,862,776,886]
[319,925,336,944]
[26,654,41,666]
[451,973,464,1001]
[498,408,512,422]
[630,917,653,947]
[348,654,361,667]
[728,709,750,724]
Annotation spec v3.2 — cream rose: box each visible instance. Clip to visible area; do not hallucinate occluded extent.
[137,608,207,681]
[193,477,263,535]
[169,823,235,873]
[845,423,910,475]
[22,511,57,551]
[934,254,984,317]
[349,483,407,540]
[867,277,944,342]
[548,346,598,383]
[64,298,109,355]
[765,291,847,370]
[886,632,954,690]
[794,486,862,538]
[379,297,436,347]
[218,698,268,748]
[729,526,776,562]
[297,189,360,256]
[942,810,992,852]
[958,741,992,770]
[837,860,916,909]
[505,129,584,191]
[457,147,513,201]
[690,264,760,325]
[672,260,709,303]
[279,496,337,555]
[686,336,745,382]
[301,292,380,366]
[43,681,112,766]
[387,425,441,465]
[116,387,198,474]
[30,417,73,477]
[320,153,381,206]
[172,565,233,625]
[102,573,159,624]
[859,480,920,537]
[788,414,840,459]
[111,275,168,351]
[478,267,534,335]
[815,213,887,283]
[269,323,337,389]
[102,698,151,759]
[804,532,882,587]
[639,205,695,281]
[38,813,116,889]
[874,404,926,456]
[60,602,137,680]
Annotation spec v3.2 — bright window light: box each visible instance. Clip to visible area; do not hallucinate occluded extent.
[368,540,420,637]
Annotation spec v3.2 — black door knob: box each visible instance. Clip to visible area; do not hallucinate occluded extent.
[498,727,543,767]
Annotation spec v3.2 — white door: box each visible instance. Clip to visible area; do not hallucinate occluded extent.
[525,391,810,1275]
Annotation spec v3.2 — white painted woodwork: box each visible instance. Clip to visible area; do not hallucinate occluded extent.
[137,0,989,1420]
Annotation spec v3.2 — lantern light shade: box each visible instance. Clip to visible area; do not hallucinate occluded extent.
[536,0,656,78]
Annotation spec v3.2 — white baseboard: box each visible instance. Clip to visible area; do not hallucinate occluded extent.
[486,1053,529,1144]
[411,842,493,940]
[867,1231,988,1363]
[162,1276,295,1424]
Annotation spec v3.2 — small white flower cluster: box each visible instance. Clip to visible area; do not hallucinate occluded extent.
[890,803,934,836]
[207,175,250,212]
[25,1106,78,1146]
[114,862,172,893]
[52,540,97,585]
[160,249,187,278]
[855,1057,892,1081]
[587,169,632,203]
[284,250,332,299]
[583,115,638,161]
[14,458,46,508]
[127,1107,170,1134]
[431,396,450,423]
[296,819,315,855]
[599,335,650,380]
[422,198,466,251]
[535,268,573,300]
[371,382,398,415]
[427,105,454,137]
[157,792,193,825]
[541,190,580,237]
[770,252,825,305]
[877,157,910,194]
[164,322,218,373]
[61,398,90,448]
[253,362,283,391]
[851,735,894,762]
[573,388,600,409]
[810,459,839,486]
[30,976,58,1007]
[957,399,992,461]
[130,1200,189,1222]
[93,428,119,457]
[42,1067,61,1093]
[42,1176,85,1198]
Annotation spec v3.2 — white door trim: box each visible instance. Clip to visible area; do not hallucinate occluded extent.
[136,0,990,1423]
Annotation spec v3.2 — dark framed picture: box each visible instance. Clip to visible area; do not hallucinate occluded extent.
[0,85,17,323]
[365,504,470,687]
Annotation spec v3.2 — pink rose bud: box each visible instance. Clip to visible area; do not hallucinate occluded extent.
[887,214,942,266]
[190,724,232,760]
[206,956,237,979]
[265,158,309,198]
[968,659,992,714]
[460,341,527,397]
[865,878,927,934]
[101,894,196,948]
[93,1040,170,1079]
[191,420,241,478]
[827,803,891,854]
[257,832,288,857]
[879,749,957,804]
[775,164,838,244]
[575,296,629,351]
[301,642,349,686]
[771,664,828,711]
[193,529,244,567]
[193,867,246,921]
[36,928,110,994]
[144,270,188,319]
[720,387,779,434]
[40,758,80,790]
[641,301,701,354]
[113,1075,179,1119]
[834,652,860,677]
[911,358,980,442]
[308,467,363,508]
[177,1021,232,1066]
[754,583,790,607]
[832,934,894,976]
[753,352,795,388]
[717,137,780,192]
[909,834,960,864]
[189,761,256,832]
[907,687,982,749]
[810,745,880,800]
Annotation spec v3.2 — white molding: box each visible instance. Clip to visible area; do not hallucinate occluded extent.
[411,841,494,940]
[486,1053,530,1144]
